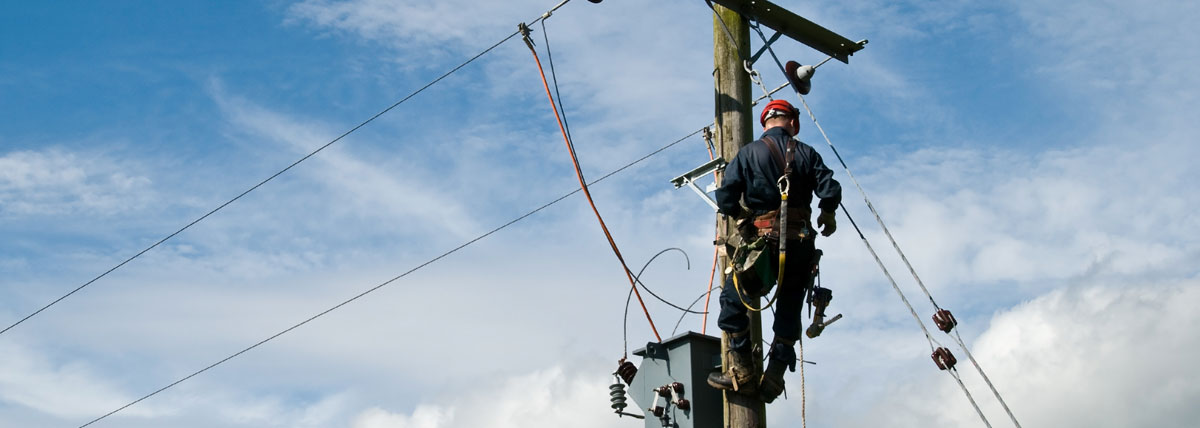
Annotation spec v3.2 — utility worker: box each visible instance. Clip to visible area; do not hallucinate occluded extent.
[707,99,841,402]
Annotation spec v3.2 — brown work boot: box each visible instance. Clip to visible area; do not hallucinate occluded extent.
[707,331,759,392]
[758,338,796,403]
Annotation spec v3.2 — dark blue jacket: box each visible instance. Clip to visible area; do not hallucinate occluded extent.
[715,126,841,218]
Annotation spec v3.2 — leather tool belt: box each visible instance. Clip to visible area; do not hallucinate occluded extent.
[750,209,813,240]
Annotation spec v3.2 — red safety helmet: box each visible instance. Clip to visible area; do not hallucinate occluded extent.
[759,99,799,127]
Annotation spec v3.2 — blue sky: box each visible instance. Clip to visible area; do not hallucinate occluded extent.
[2,1,1198,427]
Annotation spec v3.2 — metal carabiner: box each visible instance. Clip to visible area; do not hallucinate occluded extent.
[777,175,791,197]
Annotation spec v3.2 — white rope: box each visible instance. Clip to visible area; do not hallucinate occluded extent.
[799,337,807,428]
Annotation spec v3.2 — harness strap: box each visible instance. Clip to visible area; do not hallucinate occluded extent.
[761,135,798,285]
[762,135,787,172]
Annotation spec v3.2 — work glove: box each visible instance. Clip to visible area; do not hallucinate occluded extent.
[817,209,836,237]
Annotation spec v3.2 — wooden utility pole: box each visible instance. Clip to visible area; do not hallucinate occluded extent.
[712,4,764,428]
[709,2,864,427]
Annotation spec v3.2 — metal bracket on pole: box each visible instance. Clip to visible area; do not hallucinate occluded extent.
[748,29,783,65]
[706,0,865,63]
[670,158,727,211]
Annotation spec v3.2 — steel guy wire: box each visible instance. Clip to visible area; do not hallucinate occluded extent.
[79,125,706,428]
[839,204,943,351]
[715,14,1005,424]
[950,366,995,428]
[748,20,1018,425]
[792,81,1019,428]
[952,327,1024,427]
[1,25,522,340]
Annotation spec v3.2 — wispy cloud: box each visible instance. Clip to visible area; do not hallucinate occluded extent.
[348,366,615,428]
[0,148,153,217]
[209,83,484,240]
[834,276,1200,427]
[4,0,1198,426]
[0,342,155,420]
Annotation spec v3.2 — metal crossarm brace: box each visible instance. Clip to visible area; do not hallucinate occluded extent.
[670,158,727,211]
[707,0,864,63]
[749,29,783,64]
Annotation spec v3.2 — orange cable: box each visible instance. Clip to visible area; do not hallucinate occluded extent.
[524,38,662,342]
[701,245,717,334]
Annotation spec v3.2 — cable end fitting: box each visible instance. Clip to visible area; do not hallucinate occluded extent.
[518,22,535,50]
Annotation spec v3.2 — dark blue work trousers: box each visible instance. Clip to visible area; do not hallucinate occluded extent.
[718,238,817,350]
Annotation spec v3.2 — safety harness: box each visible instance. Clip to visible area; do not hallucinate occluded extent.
[727,134,812,312]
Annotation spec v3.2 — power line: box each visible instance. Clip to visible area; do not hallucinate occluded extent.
[0,23,522,339]
[524,16,664,341]
[77,126,704,428]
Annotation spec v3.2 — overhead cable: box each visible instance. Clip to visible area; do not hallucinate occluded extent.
[77,123,705,428]
[748,21,1016,427]
[624,247,692,356]
[0,21,524,340]
[523,16,664,341]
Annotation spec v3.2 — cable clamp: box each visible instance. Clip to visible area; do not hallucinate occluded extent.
[518,22,535,50]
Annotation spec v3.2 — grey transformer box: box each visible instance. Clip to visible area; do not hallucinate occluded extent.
[627,332,723,428]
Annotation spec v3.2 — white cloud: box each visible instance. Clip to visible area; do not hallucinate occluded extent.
[1011,0,1200,103]
[208,83,483,240]
[5,0,1199,426]
[0,148,153,217]
[348,366,615,428]
[841,276,1200,428]
[285,0,521,56]
[353,405,451,428]
[0,342,154,419]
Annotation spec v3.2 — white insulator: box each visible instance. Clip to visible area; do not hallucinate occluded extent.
[794,64,816,81]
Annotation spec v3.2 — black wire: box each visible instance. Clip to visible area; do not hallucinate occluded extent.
[623,248,693,354]
[541,20,577,158]
[537,18,708,339]
[629,268,704,315]
[538,17,589,187]
[706,0,745,61]
[79,125,707,428]
[1,30,523,340]
[671,285,724,337]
